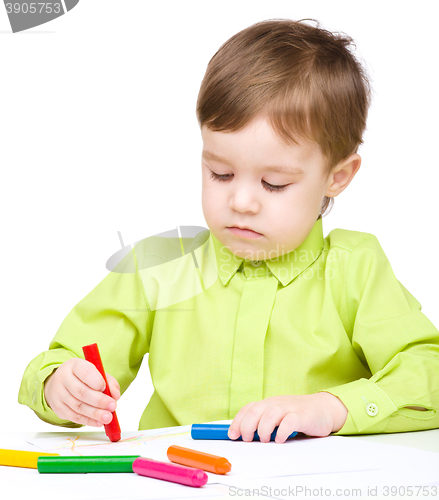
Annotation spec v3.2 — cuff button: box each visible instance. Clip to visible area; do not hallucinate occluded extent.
[366,403,379,416]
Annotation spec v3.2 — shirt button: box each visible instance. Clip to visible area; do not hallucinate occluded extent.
[243,268,251,278]
[366,403,378,416]
[250,260,261,267]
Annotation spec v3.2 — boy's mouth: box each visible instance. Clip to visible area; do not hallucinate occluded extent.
[227,226,263,239]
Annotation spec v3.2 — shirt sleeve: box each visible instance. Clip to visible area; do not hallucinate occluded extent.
[18,246,153,428]
[318,234,439,435]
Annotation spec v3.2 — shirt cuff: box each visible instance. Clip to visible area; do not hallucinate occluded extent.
[318,378,398,434]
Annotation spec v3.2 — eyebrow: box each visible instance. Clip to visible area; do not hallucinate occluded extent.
[202,151,305,175]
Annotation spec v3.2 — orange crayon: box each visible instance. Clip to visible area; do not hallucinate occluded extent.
[167,445,231,475]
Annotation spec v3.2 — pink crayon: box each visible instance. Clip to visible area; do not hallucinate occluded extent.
[132,457,208,487]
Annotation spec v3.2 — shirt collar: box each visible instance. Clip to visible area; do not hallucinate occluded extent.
[208,218,324,287]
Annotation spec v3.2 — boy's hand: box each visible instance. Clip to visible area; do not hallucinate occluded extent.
[228,392,348,443]
[43,358,121,427]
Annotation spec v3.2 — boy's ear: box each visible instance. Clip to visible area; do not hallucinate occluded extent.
[324,153,361,198]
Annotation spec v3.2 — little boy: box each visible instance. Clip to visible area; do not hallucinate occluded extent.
[19,19,439,443]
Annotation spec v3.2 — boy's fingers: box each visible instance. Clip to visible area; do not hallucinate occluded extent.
[257,407,284,443]
[73,359,106,391]
[274,413,298,443]
[106,373,120,389]
[61,384,114,425]
[45,359,117,427]
[106,373,121,400]
[58,400,104,427]
[48,384,105,426]
[238,403,267,442]
[107,385,120,401]
[66,371,117,411]
[228,402,256,440]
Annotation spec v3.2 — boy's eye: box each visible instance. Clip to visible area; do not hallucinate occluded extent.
[208,170,289,193]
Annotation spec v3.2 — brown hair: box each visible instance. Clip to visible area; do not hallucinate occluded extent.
[196,18,373,218]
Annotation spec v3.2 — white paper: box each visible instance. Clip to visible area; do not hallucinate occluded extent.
[26,424,439,498]
[27,426,192,457]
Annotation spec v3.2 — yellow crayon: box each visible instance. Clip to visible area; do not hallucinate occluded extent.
[0,449,60,469]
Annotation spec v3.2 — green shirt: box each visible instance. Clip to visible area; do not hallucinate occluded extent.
[18,218,439,435]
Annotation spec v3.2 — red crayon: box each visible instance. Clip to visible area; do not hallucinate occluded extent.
[82,343,121,442]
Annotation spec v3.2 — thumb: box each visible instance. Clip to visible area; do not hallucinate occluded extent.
[105,373,121,401]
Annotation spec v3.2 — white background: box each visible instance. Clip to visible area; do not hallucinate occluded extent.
[1,1,438,433]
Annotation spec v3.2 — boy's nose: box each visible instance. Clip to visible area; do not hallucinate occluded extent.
[229,189,260,213]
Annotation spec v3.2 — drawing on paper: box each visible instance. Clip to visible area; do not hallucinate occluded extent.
[39,431,190,456]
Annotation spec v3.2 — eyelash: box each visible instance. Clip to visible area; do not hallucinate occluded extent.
[208,170,289,193]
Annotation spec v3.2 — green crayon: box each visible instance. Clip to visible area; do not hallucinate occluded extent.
[37,455,141,473]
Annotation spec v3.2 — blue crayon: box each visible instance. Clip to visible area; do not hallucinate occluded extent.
[191,424,297,441]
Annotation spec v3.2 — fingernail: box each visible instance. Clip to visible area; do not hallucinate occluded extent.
[107,402,116,411]
[229,430,237,439]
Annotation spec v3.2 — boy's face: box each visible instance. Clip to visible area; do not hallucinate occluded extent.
[201,114,359,261]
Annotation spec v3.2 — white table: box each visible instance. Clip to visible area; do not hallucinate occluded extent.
[1,429,439,499]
